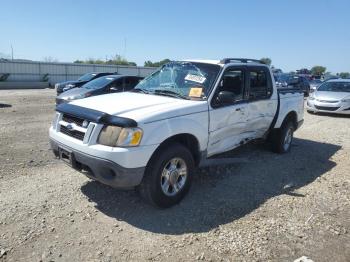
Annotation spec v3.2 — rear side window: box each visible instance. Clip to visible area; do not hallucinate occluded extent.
[248,69,272,100]
[124,77,140,90]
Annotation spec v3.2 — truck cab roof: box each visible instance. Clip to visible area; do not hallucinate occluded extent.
[183,58,269,68]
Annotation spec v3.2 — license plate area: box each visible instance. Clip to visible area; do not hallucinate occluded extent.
[58,147,73,166]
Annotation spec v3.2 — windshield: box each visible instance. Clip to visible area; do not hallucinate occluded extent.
[134,61,221,99]
[318,82,350,92]
[78,73,97,82]
[82,76,116,90]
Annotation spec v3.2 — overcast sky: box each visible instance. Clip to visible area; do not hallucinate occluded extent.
[1,0,350,73]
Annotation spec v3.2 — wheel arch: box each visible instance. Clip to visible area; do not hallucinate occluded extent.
[147,133,201,167]
[281,111,298,129]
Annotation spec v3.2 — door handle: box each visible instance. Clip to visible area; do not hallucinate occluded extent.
[235,107,245,113]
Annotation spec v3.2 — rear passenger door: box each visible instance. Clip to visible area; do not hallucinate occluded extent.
[245,67,276,138]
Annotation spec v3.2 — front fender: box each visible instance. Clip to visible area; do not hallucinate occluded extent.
[140,111,209,151]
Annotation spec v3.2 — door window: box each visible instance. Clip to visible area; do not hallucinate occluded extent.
[124,77,141,90]
[109,79,123,92]
[212,69,245,107]
[248,69,272,100]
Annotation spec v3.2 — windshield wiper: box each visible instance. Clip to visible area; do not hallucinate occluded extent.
[131,88,151,94]
[153,89,190,100]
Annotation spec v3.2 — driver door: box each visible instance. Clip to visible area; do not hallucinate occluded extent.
[207,66,249,156]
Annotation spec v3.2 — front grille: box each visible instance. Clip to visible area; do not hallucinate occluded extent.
[59,114,87,141]
[60,125,85,141]
[315,105,340,111]
[62,114,84,127]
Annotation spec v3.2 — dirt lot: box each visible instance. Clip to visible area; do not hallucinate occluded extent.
[0,89,349,262]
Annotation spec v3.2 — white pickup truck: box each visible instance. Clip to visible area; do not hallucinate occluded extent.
[49,58,304,208]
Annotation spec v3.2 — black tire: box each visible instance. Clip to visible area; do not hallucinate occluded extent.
[137,143,195,208]
[270,121,294,153]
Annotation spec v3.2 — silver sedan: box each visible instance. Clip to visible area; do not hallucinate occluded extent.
[306,79,350,114]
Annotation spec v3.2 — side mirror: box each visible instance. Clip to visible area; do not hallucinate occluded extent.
[215,91,235,105]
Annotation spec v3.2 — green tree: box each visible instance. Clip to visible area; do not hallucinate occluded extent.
[144,59,171,67]
[311,66,326,76]
[73,54,136,66]
[339,72,350,79]
[73,60,84,63]
[260,57,272,66]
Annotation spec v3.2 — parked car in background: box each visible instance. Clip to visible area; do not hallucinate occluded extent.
[56,75,143,104]
[306,79,350,114]
[55,72,115,95]
[50,58,304,208]
[289,76,311,96]
[274,74,310,96]
[309,79,323,92]
[274,73,291,88]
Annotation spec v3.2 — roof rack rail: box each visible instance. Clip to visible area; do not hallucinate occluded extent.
[220,58,264,64]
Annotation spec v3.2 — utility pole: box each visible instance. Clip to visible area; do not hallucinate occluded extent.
[11,44,14,60]
[123,38,126,58]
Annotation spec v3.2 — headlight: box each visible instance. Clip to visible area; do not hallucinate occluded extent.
[98,126,143,147]
[341,98,350,102]
[66,84,75,88]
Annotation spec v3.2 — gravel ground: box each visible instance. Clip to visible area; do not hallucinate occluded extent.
[0,89,349,262]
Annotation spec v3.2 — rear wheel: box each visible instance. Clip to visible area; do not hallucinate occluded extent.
[270,121,294,153]
[138,143,194,208]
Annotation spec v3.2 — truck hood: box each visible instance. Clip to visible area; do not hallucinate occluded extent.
[70,92,208,123]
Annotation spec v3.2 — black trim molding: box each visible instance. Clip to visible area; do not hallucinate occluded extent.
[56,103,137,127]
[277,88,303,94]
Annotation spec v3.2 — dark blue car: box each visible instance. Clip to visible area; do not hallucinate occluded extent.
[56,75,143,104]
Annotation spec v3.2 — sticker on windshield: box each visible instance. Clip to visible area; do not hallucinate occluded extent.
[185,74,206,84]
[189,87,203,98]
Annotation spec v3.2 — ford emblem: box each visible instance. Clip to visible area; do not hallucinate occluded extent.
[66,123,74,130]
[82,120,89,128]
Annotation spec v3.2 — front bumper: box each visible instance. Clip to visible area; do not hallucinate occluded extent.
[50,139,145,188]
[306,100,350,114]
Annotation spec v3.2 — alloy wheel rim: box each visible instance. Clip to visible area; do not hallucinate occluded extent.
[160,157,187,196]
[283,127,293,151]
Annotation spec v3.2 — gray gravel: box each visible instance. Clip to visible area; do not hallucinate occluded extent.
[0,89,349,261]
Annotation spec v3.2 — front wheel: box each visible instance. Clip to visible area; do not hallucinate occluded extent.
[137,143,195,208]
[270,121,294,153]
